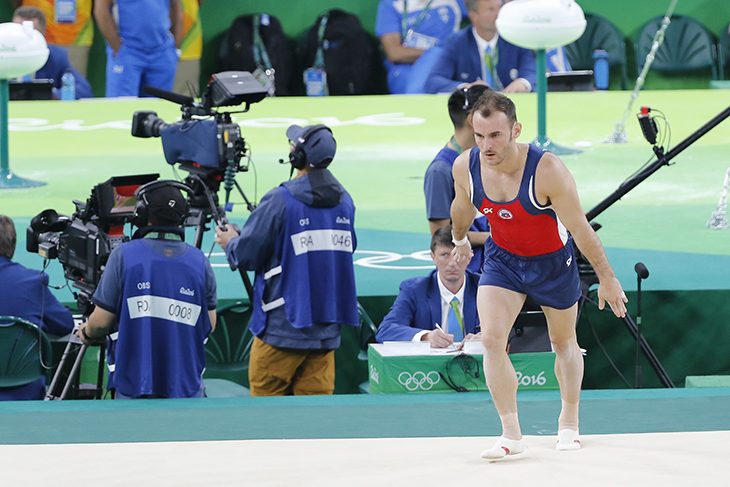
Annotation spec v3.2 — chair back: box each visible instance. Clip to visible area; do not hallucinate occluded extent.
[564,14,629,88]
[0,316,52,388]
[357,302,378,361]
[204,301,253,387]
[719,23,730,77]
[636,15,719,78]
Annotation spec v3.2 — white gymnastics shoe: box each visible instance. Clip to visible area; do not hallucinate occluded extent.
[481,437,527,460]
[556,429,581,451]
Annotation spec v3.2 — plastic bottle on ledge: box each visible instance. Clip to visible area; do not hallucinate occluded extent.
[60,72,76,100]
[592,50,609,90]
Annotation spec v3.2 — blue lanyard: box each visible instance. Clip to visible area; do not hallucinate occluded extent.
[401,0,435,40]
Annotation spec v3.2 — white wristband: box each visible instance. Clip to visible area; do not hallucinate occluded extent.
[451,234,469,247]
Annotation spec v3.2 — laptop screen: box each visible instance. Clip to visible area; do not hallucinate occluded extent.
[546,70,594,92]
[9,79,54,101]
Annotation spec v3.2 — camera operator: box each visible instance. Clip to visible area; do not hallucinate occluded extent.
[0,215,74,400]
[216,124,358,396]
[76,182,217,399]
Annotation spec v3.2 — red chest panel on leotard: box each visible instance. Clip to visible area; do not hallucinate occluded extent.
[469,146,568,257]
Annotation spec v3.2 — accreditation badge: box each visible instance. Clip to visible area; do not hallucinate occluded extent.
[252,66,276,96]
[303,67,328,97]
[402,29,437,50]
[55,0,77,23]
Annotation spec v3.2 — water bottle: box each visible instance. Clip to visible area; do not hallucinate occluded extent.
[60,72,75,100]
[592,49,609,90]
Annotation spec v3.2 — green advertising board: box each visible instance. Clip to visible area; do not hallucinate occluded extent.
[367,344,558,394]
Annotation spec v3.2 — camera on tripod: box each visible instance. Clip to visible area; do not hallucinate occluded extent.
[25,174,159,311]
[130,71,267,210]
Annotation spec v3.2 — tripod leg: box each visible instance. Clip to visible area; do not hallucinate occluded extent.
[96,343,106,399]
[622,313,674,388]
[59,344,89,400]
[579,286,674,388]
[45,340,78,400]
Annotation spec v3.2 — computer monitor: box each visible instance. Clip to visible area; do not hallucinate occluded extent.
[546,70,594,92]
[8,79,54,100]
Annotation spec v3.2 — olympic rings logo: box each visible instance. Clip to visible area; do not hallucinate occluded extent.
[397,370,441,391]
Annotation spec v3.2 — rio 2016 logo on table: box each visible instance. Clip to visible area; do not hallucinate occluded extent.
[397,370,440,391]
[515,370,547,387]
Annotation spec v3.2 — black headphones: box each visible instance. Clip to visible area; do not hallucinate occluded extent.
[288,124,332,170]
[132,179,193,228]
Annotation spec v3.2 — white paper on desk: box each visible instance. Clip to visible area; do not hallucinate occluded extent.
[379,341,431,356]
[429,340,484,355]
[461,340,485,355]
[429,343,463,354]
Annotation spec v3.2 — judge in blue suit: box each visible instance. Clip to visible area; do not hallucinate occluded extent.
[13,7,92,99]
[376,225,480,347]
[425,0,536,94]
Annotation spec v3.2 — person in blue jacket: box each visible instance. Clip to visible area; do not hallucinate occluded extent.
[13,7,92,99]
[376,225,480,347]
[77,181,217,399]
[375,0,467,94]
[216,124,358,396]
[425,0,536,94]
[0,215,74,400]
[94,0,181,97]
[424,83,490,274]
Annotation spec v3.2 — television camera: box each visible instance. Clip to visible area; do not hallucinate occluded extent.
[26,173,158,313]
[131,71,267,248]
[26,174,160,401]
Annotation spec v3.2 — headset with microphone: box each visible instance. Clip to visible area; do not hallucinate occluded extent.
[288,124,333,170]
[132,179,194,229]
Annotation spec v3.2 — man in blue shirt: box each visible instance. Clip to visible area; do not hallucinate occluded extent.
[77,181,217,399]
[12,7,92,99]
[376,225,480,346]
[425,0,536,93]
[0,215,74,400]
[424,84,490,274]
[375,0,466,94]
[216,124,358,396]
[94,0,181,97]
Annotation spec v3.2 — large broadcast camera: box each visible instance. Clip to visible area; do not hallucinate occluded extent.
[130,71,267,222]
[26,174,158,310]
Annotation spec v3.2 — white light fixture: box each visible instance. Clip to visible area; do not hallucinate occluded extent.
[496,0,586,50]
[496,0,587,155]
[0,21,49,79]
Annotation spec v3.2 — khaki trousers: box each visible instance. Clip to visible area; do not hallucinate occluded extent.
[248,337,335,396]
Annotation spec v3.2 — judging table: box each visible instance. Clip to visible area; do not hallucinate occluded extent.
[367,342,558,394]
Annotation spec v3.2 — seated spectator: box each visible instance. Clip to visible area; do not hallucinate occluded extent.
[0,215,74,400]
[76,181,217,399]
[13,0,94,77]
[12,6,93,99]
[376,225,480,347]
[424,83,490,274]
[376,0,467,94]
[425,0,536,94]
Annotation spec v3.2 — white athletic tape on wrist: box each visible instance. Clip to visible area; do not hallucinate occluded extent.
[452,234,470,247]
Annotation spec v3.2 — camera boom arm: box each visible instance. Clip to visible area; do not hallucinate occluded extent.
[587,104,730,223]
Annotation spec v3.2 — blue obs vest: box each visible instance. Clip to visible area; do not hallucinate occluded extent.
[107,240,212,398]
[250,187,359,334]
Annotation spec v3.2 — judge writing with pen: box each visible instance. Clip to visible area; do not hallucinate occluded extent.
[376,225,481,347]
